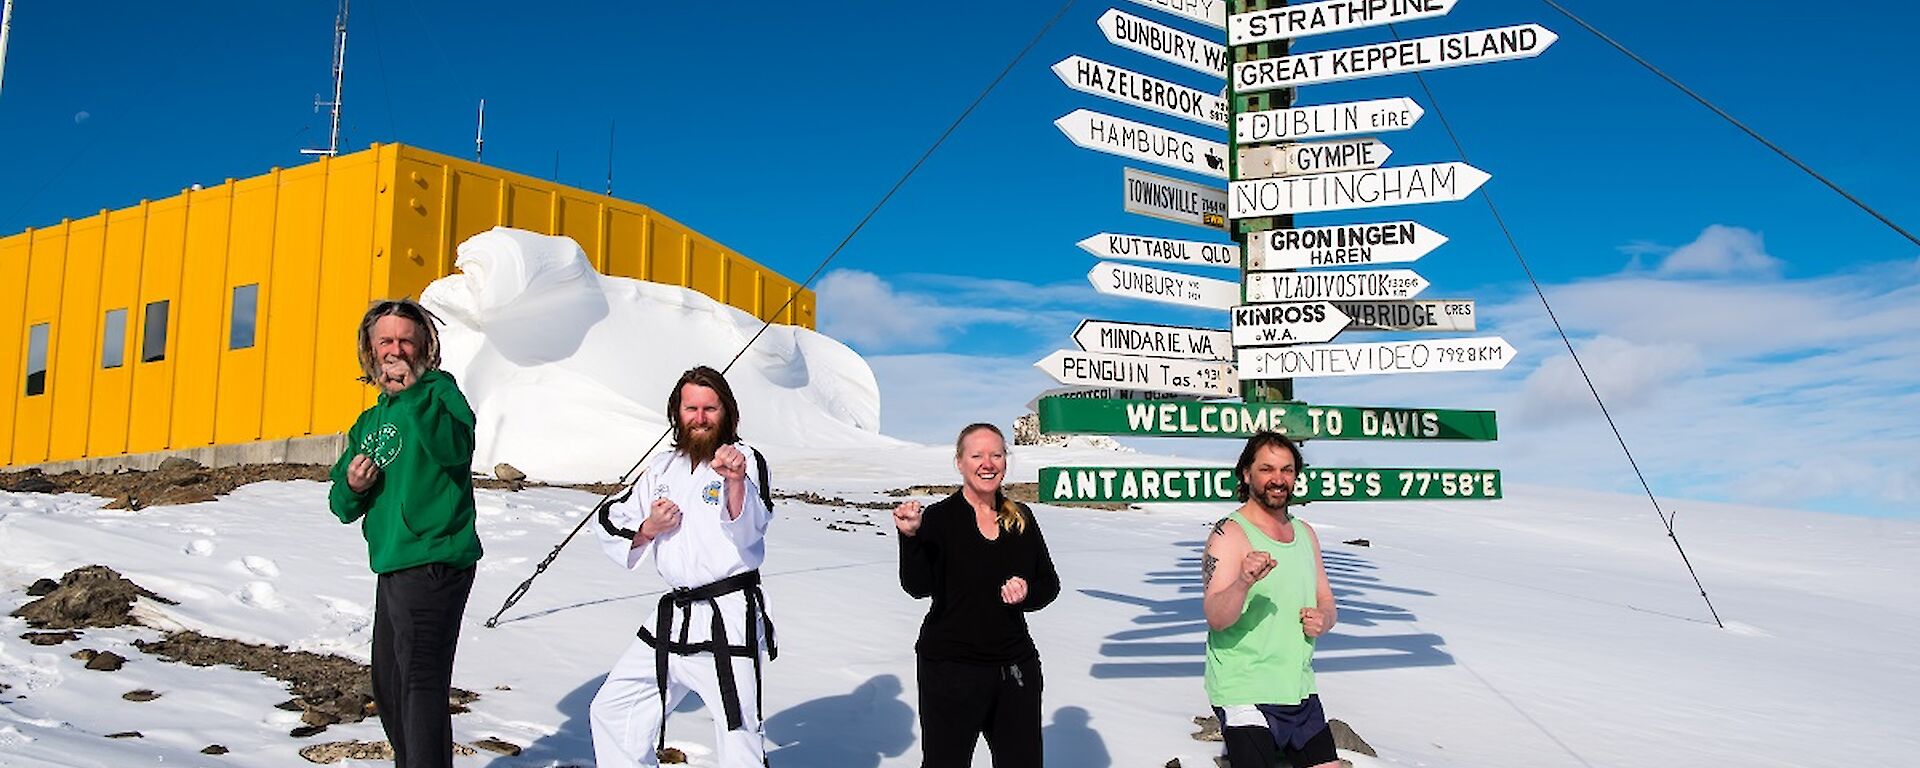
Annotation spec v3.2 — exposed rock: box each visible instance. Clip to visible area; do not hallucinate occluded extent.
[296,740,474,764]
[122,688,161,702]
[22,630,79,645]
[1343,538,1372,547]
[290,725,327,738]
[474,737,523,756]
[12,565,176,630]
[71,649,97,662]
[1329,718,1376,757]
[301,709,340,728]
[773,489,894,510]
[1164,760,1181,768]
[135,632,387,726]
[1012,412,1131,451]
[157,456,204,473]
[85,650,127,671]
[1190,714,1222,741]
[0,464,327,509]
[493,463,527,482]
[105,731,143,739]
[2,471,58,493]
[659,746,687,764]
[200,744,229,755]
[26,578,59,596]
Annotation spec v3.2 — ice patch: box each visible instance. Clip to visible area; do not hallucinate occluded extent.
[184,539,215,557]
[234,581,284,610]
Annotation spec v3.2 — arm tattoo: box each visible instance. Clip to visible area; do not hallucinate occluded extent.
[1201,517,1229,585]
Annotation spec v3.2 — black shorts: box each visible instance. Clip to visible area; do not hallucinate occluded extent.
[1213,695,1339,768]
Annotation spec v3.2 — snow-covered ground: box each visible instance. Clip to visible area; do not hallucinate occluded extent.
[4,232,1916,767]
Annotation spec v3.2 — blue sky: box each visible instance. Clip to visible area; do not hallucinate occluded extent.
[3,1,1916,517]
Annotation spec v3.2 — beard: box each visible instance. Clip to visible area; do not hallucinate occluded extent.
[681,425,720,467]
[1251,482,1291,514]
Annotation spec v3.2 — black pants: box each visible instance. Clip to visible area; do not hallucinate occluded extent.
[916,656,1043,768]
[373,563,475,768]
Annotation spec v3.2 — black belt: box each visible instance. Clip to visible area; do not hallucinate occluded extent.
[635,569,777,751]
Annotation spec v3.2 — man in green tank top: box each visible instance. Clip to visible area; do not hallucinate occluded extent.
[1201,431,1340,768]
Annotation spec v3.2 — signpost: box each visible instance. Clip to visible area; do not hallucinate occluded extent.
[1057,109,1229,180]
[1078,232,1238,270]
[1247,220,1444,269]
[1228,0,1457,45]
[1230,162,1490,217]
[1026,386,1190,413]
[1039,465,1503,503]
[1074,319,1232,361]
[1034,349,1238,398]
[1238,137,1391,178]
[1233,24,1558,92]
[1124,167,1228,230]
[1238,336,1517,379]
[1236,97,1423,143]
[1230,301,1354,346]
[1333,299,1476,332]
[1089,261,1239,310]
[1125,0,1226,29]
[1053,56,1229,129]
[1036,397,1499,440]
[1243,268,1429,303]
[1100,8,1227,79]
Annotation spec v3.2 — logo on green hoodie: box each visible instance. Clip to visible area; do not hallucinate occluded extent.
[360,423,403,468]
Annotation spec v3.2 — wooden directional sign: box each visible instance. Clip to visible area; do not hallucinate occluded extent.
[1234,24,1558,93]
[1229,0,1457,45]
[1090,261,1239,310]
[1053,56,1228,128]
[1100,9,1227,79]
[1124,168,1228,230]
[1079,233,1238,270]
[1239,137,1391,179]
[1075,319,1232,361]
[1036,397,1499,440]
[1237,97,1423,144]
[1334,300,1476,332]
[1035,349,1238,398]
[1057,109,1228,180]
[1231,162,1490,218]
[1238,336,1516,380]
[1125,0,1226,29]
[1230,302,1354,347]
[1249,221,1445,270]
[1026,386,1190,413]
[1244,269,1428,303]
[1040,465,1502,503]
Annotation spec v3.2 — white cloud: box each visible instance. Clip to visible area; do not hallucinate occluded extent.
[816,269,1042,351]
[1656,224,1781,276]
[865,352,1054,444]
[1517,336,1702,424]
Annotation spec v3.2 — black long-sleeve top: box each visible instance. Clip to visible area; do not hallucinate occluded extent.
[898,492,1061,665]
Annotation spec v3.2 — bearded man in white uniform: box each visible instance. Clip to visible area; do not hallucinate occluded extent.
[591,365,776,768]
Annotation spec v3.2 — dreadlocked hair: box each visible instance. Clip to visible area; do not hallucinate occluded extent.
[354,299,443,384]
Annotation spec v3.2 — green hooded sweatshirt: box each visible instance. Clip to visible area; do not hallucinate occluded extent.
[328,369,483,574]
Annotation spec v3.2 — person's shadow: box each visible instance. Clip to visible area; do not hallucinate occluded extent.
[1042,706,1112,768]
[765,674,915,768]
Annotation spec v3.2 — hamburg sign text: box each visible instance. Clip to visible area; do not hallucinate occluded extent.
[1057,109,1228,179]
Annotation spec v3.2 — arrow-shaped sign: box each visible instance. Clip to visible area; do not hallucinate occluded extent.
[1124,167,1228,230]
[1234,24,1558,93]
[1228,0,1457,45]
[1230,302,1354,347]
[1078,233,1238,270]
[1237,97,1423,144]
[1057,109,1229,179]
[1125,0,1226,29]
[1238,137,1391,179]
[1035,349,1238,398]
[1244,269,1428,303]
[1026,386,1192,413]
[1053,56,1228,129]
[1075,319,1233,360]
[1100,8,1227,79]
[1090,261,1239,310]
[1237,336,1517,380]
[1334,299,1477,332]
[1248,221,1445,270]
[1231,162,1490,217]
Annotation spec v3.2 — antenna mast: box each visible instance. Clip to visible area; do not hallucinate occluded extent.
[0,0,16,101]
[301,0,350,157]
[475,98,486,160]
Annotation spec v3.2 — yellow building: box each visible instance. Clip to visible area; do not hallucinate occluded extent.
[1,143,815,472]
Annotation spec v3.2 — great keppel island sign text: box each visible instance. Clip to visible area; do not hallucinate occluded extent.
[1040,465,1503,503]
[1233,24,1557,92]
[1036,397,1498,440]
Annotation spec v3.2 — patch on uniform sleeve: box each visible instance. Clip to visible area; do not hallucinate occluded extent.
[702,480,723,505]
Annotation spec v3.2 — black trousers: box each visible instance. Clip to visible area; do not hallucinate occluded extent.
[916,656,1043,768]
[373,562,475,768]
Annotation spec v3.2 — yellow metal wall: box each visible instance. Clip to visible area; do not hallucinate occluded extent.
[0,142,817,468]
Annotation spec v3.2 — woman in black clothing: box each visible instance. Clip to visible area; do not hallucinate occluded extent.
[893,422,1061,768]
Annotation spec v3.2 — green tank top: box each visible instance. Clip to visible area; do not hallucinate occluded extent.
[1204,512,1318,706]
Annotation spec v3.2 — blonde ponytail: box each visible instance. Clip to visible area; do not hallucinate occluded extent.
[997,496,1027,535]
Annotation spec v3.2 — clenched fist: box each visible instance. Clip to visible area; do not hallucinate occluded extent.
[893,501,924,537]
[1239,551,1276,586]
[641,498,682,541]
[1301,607,1330,638]
[346,454,381,493]
[711,444,748,481]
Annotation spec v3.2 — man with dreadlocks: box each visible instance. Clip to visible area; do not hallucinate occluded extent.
[591,365,777,768]
[328,298,482,768]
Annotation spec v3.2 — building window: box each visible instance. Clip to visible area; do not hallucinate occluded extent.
[102,308,127,369]
[25,323,49,396]
[142,300,170,363]
[230,284,258,350]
